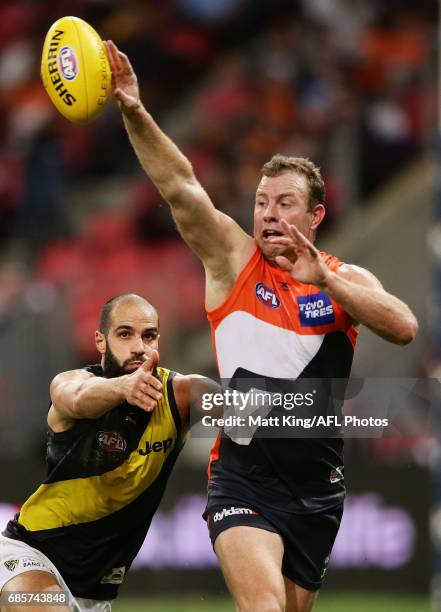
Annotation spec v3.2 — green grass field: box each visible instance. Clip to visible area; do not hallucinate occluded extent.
[112,593,431,612]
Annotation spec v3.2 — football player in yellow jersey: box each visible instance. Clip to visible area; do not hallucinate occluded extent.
[0,293,217,612]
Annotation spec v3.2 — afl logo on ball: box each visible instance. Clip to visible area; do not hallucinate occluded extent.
[58,46,78,81]
[97,431,127,452]
[255,283,280,309]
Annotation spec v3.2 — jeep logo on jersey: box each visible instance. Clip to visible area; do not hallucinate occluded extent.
[97,431,127,452]
[297,292,335,326]
[255,283,280,308]
[139,437,173,456]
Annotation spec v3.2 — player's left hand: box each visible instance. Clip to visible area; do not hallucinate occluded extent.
[273,219,330,287]
[104,40,141,117]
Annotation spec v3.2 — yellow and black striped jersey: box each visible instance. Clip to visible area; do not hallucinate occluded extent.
[4,365,184,600]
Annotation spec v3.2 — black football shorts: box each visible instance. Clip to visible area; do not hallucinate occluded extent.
[205,500,343,591]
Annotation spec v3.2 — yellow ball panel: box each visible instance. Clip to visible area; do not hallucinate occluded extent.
[70,18,110,122]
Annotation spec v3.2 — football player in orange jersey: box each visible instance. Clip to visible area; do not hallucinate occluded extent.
[107,41,418,612]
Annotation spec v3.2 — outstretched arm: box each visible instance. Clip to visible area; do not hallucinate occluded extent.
[173,374,222,436]
[104,40,249,272]
[273,219,418,345]
[49,351,163,430]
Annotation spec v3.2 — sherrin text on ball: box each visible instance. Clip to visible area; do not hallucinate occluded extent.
[41,16,110,123]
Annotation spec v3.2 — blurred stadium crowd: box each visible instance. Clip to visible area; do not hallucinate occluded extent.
[0,6,435,599]
[0,0,436,362]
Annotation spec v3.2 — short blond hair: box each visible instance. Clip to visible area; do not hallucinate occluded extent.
[261,154,325,211]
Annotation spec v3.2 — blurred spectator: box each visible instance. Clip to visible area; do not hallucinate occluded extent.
[176,0,246,24]
[0,0,435,361]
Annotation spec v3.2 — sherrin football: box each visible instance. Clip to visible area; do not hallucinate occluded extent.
[41,16,111,124]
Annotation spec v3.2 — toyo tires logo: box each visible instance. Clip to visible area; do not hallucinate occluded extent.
[58,46,78,81]
[297,291,335,326]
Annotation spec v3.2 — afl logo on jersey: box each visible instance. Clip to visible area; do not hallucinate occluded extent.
[58,46,78,81]
[255,283,280,309]
[97,431,127,452]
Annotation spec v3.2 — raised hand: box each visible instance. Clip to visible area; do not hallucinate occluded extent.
[273,219,330,287]
[104,40,141,116]
[122,350,163,412]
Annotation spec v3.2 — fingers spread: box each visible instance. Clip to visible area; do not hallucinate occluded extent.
[275,255,292,271]
[281,219,303,242]
[104,40,122,71]
[280,219,319,258]
[114,89,134,107]
[117,50,135,76]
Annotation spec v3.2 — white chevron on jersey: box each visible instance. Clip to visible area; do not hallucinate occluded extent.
[214,310,324,380]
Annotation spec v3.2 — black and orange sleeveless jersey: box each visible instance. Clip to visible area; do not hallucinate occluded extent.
[205,247,358,515]
[4,365,183,600]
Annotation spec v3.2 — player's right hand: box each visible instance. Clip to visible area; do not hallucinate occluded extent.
[104,40,141,117]
[123,350,163,412]
[273,219,330,287]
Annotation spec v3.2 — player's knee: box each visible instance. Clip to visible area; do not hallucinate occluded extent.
[2,573,69,612]
[236,586,286,612]
[3,570,60,592]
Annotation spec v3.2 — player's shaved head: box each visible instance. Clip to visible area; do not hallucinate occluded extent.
[99,294,158,336]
